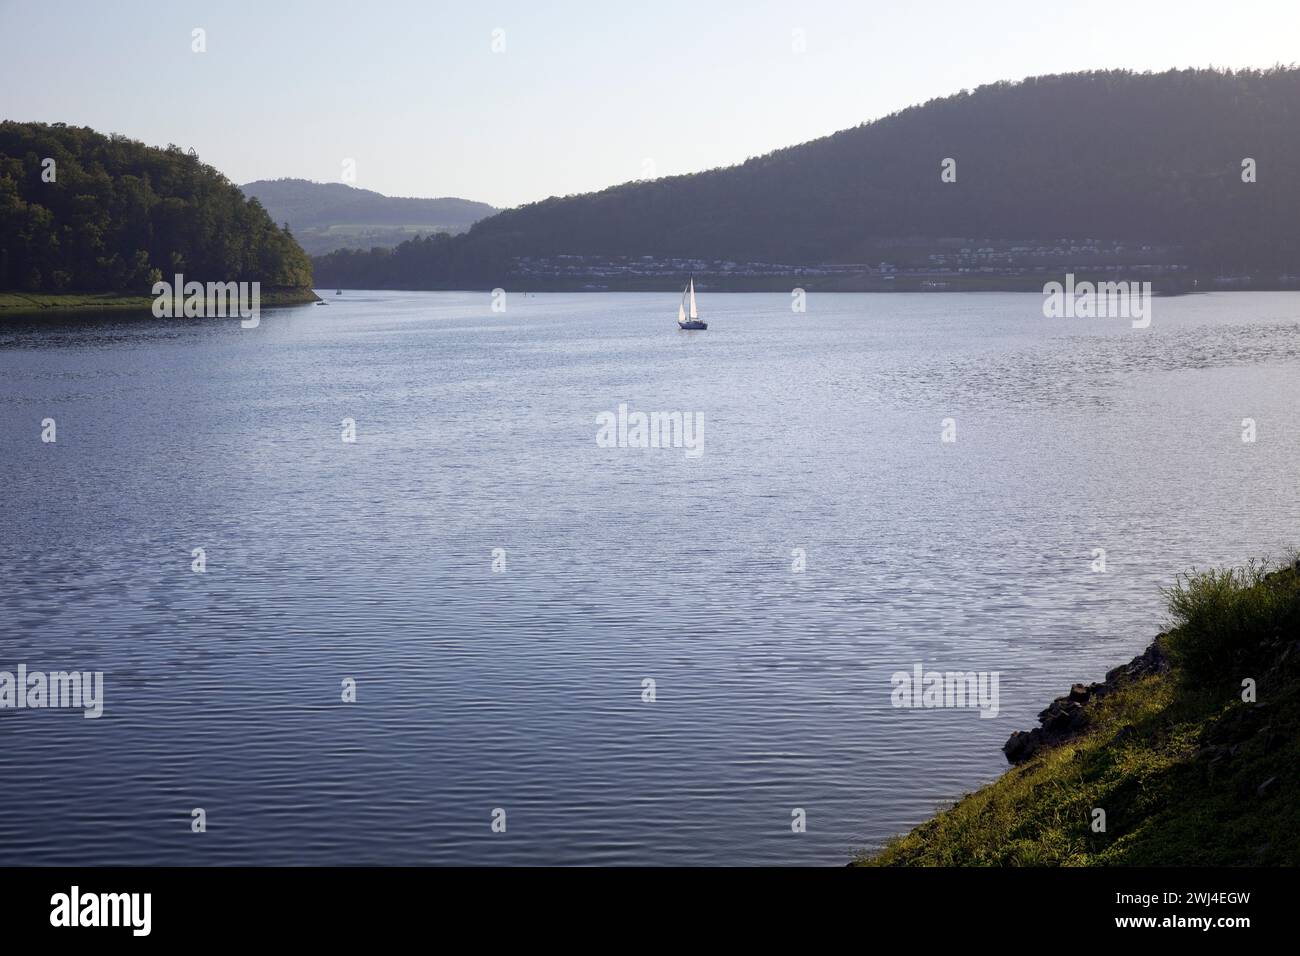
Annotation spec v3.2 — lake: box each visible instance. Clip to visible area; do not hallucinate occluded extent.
[2,289,1299,865]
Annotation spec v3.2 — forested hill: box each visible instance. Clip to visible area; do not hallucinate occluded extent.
[314,68,1300,289]
[240,179,496,255]
[0,122,312,293]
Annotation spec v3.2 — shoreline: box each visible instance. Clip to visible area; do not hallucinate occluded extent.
[0,288,321,317]
[306,285,1297,295]
[11,286,1298,308]
[311,278,1292,294]
[858,559,1300,866]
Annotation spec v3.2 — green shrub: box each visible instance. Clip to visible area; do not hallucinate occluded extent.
[862,556,1300,866]
[1163,559,1300,684]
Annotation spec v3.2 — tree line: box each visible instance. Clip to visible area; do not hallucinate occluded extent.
[0,121,312,293]
[313,68,1300,288]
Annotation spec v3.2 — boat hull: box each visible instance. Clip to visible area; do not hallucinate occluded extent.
[678,321,708,330]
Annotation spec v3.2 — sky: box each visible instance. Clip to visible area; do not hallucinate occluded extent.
[2,0,1298,209]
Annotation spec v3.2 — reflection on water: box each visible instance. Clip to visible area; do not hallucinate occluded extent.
[1,290,1298,864]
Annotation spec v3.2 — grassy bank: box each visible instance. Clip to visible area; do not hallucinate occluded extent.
[859,558,1300,866]
[0,288,320,316]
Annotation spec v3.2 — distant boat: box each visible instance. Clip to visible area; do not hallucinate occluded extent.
[677,278,707,330]
[335,289,342,296]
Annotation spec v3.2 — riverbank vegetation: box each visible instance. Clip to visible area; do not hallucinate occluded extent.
[860,556,1300,865]
[0,289,319,316]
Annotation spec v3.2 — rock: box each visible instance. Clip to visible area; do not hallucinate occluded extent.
[1100,637,1169,686]
[1129,639,1171,678]
[1258,777,1278,797]
[1003,729,1041,764]
[1088,680,1113,701]
[1038,699,1085,734]
[1002,637,1168,764]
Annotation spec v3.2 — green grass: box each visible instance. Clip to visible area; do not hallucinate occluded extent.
[0,291,157,313]
[859,557,1300,866]
[1164,557,1300,683]
[0,289,319,315]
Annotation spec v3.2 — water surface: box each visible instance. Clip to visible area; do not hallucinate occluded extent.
[2,290,1298,864]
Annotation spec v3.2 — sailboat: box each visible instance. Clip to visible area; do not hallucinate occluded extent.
[677,278,707,330]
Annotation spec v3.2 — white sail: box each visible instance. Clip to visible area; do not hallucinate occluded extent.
[678,300,686,323]
[688,279,698,319]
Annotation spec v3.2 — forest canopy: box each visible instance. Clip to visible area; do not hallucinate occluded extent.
[0,121,312,293]
[314,68,1300,289]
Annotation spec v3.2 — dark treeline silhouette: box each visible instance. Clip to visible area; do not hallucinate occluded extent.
[0,121,312,293]
[314,68,1300,288]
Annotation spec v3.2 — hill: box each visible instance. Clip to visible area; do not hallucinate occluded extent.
[860,557,1300,865]
[240,178,497,255]
[313,68,1300,290]
[0,121,312,296]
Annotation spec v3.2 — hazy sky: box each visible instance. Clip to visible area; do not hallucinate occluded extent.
[2,0,1297,209]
